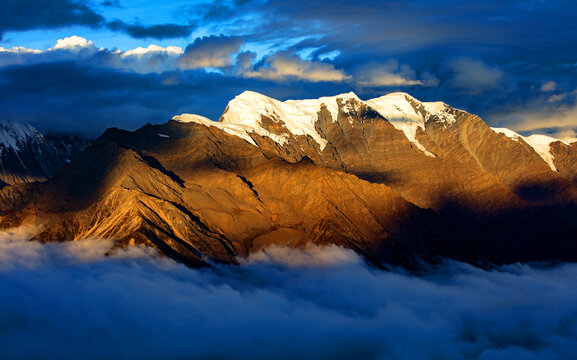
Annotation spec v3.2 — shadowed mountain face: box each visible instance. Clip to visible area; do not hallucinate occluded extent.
[0,122,88,186]
[2,91,577,268]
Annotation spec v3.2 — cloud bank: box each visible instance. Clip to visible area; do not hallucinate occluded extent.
[1,230,577,360]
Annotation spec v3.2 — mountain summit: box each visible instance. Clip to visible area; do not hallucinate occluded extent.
[2,91,577,268]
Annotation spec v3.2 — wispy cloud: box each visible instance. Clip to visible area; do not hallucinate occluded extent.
[242,51,350,82]
[490,88,577,137]
[443,58,505,94]
[541,81,558,92]
[354,60,438,87]
[107,20,195,40]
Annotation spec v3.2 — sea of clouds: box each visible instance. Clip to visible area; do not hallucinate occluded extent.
[1,228,577,360]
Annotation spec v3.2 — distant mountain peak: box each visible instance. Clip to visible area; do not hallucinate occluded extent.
[0,121,42,156]
[0,121,88,185]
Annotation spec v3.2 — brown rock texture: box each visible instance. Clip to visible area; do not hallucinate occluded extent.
[2,91,577,267]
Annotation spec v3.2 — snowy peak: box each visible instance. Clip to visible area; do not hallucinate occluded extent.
[176,91,341,150]
[285,91,361,123]
[366,93,429,156]
[174,91,461,156]
[0,121,43,156]
[366,92,451,157]
[175,91,371,151]
[224,90,330,149]
[175,92,577,176]
[366,92,452,126]
[0,121,88,185]
[492,127,577,171]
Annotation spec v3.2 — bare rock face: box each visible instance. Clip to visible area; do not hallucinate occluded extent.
[2,91,577,267]
[550,141,577,184]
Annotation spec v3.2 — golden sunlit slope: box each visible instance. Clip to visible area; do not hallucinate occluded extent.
[2,91,577,267]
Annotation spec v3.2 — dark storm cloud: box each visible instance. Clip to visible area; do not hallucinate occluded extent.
[0,0,105,39]
[1,231,577,360]
[240,0,577,78]
[107,20,195,39]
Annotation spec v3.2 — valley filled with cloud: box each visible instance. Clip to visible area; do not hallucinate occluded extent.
[1,230,576,360]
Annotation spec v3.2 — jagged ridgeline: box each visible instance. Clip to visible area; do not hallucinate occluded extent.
[0,122,88,186]
[2,91,577,268]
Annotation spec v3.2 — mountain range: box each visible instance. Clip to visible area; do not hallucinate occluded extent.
[2,91,577,268]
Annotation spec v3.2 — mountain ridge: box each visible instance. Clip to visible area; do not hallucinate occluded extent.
[2,91,577,268]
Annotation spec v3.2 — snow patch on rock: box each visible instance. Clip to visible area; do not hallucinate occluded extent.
[0,122,41,157]
[173,113,258,146]
[492,127,577,171]
[367,93,449,157]
[218,91,329,149]
[286,92,361,125]
[173,91,457,157]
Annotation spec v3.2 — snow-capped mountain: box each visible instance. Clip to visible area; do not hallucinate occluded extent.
[2,91,577,268]
[0,121,88,186]
[176,91,577,169]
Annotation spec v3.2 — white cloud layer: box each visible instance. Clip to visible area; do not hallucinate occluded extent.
[1,229,577,360]
[50,35,96,52]
[0,36,182,73]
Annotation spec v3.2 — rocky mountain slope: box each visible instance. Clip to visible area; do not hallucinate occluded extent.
[2,92,577,268]
[0,121,88,186]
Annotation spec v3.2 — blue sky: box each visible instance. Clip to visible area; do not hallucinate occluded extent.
[1,0,577,137]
